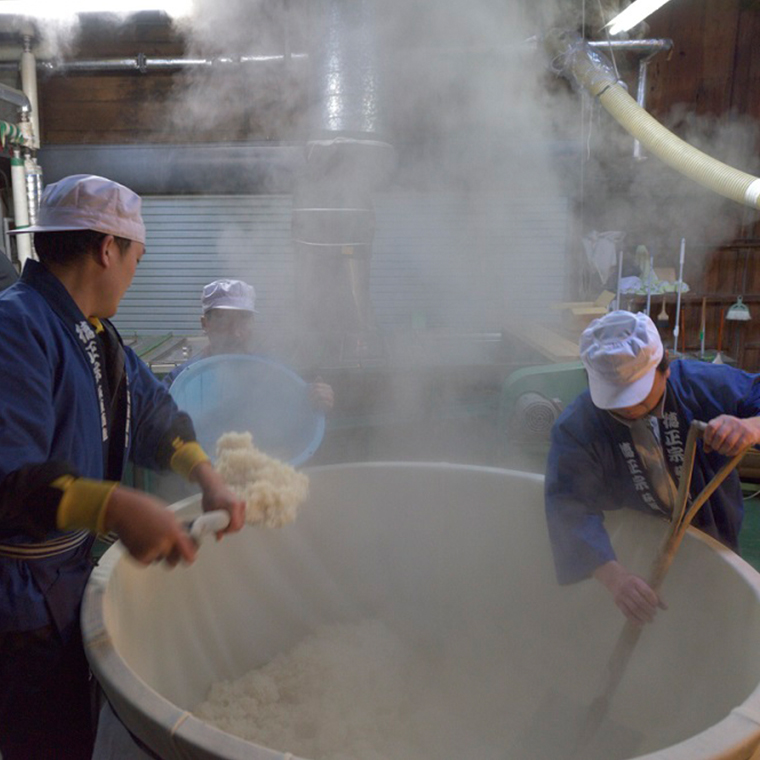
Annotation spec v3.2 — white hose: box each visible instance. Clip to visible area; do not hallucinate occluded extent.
[547,31,760,210]
[597,84,760,209]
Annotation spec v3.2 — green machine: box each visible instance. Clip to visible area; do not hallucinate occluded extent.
[498,361,588,472]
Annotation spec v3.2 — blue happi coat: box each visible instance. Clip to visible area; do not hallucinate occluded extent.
[0,261,192,634]
[545,359,760,585]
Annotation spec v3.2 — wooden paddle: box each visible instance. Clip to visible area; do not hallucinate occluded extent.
[572,420,750,757]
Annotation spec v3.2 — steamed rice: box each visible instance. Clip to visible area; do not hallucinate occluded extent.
[193,619,506,760]
[215,431,309,527]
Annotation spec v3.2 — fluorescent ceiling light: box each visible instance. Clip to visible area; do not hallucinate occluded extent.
[606,0,674,35]
[0,0,192,19]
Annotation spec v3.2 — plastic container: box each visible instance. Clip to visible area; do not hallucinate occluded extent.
[169,354,325,466]
[83,464,760,760]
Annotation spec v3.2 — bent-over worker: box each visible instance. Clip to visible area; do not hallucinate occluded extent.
[545,310,760,626]
[164,278,334,412]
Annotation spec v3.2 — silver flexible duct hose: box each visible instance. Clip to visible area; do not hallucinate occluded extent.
[545,30,760,210]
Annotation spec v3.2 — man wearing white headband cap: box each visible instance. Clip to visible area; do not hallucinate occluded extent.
[0,175,245,759]
[164,278,334,412]
[545,310,760,627]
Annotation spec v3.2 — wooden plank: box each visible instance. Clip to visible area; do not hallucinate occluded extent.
[43,100,176,131]
[698,0,741,115]
[40,75,177,102]
[74,15,185,56]
[41,100,302,141]
[647,0,741,117]
[647,2,702,115]
[732,6,760,118]
[504,324,580,362]
[39,65,307,145]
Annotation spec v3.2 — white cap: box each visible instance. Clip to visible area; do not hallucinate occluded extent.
[8,174,146,244]
[201,279,256,314]
[580,310,664,410]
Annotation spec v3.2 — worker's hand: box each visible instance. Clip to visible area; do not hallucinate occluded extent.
[593,560,667,626]
[703,415,760,457]
[103,486,197,567]
[309,378,334,412]
[190,460,246,537]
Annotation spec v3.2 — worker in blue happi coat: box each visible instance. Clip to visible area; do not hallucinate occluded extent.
[0,174,245,760]
[0,248,17,291]
[163,278,334,411]
[545,310,760,627]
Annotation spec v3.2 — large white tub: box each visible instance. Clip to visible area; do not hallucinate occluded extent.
[82,464,760,759]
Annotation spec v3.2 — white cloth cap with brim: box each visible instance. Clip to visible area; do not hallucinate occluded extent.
[202,279,257,314]
[580,310,664,410]
[8,174,146,245]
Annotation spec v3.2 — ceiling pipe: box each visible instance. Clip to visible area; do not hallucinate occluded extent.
[20,35,39,148]
[0,53,309,74]
[10,147,33,267]
[545,30,760,210]
[586,39,672,54]
[0,80,30,112]
[0,39,670,75]
[632,56,652,160]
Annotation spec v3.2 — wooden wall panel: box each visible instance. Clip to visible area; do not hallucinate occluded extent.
[39,64,309,144]
[732,6,760,118]
[35,4,760,147]
[35,13,307,145]
[628,0,760,369]
[647,0,742,117]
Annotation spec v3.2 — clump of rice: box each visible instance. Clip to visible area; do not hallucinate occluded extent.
[194,620,430,759]
[214,431,309,528]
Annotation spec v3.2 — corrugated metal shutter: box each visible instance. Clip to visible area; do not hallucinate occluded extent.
[115,196,294,334]
[371,192,570,330]
[114,192,569,335]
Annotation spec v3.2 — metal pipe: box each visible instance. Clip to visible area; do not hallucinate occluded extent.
[0,81,30,112]
[0,38,671,77]
[20,35,39,148]
[24,152,42,228]
[30,52,308,75]
[10,148,33,267]
[673,238,686,352]
[39,143,304,194]
[587,39,672,54]
[633,58,650,160]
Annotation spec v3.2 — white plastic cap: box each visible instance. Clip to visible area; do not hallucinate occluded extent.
[9,174,146,244]
[201,279,256,314]
[580,310,664,410]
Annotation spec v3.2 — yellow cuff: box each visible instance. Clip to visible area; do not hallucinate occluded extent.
[54,476,118,534]
[170,441,210,481]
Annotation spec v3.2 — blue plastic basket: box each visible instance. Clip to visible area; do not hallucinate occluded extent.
[169,354,325,467]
